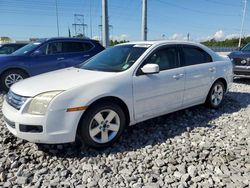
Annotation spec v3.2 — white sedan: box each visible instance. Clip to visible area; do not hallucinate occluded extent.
[2,41,233,148]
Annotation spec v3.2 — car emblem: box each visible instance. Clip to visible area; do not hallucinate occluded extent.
[241,59,247,65]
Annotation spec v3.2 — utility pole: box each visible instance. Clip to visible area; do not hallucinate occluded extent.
[141,0,147,41]
[102,0,109,47]
[239,0,247,48]
[187,33,190,41]
[99,16,113,42]
[89,0,93,38]
[55,0,60,36]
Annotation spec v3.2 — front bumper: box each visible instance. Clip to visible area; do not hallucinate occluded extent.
[234,65,250,76]
[2,100,83,144]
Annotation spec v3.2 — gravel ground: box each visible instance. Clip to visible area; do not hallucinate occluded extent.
[0,79,249,188]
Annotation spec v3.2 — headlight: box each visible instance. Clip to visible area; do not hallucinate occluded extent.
[27,91,63,115]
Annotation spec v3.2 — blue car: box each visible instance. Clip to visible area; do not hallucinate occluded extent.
[0,37,104,90]
[228,43,250,77]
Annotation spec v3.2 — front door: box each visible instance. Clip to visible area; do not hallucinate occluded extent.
[133,46,185,121]
[28,41,67,75]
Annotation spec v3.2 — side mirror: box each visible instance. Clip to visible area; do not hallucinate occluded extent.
[32,50,43,56]
[141,64,159,74]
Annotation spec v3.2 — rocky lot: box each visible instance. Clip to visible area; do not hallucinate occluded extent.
[0,79,249,188]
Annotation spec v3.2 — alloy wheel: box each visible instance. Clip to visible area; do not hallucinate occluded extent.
[211,84,224,106]
[89,109,120,144]
[5,73,23,88]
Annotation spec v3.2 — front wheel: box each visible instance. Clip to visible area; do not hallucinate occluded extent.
[0,69,28,91]
[205,81,225,109]
[78,102,126,148]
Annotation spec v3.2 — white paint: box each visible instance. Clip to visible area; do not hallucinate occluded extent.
[2,40,233,144]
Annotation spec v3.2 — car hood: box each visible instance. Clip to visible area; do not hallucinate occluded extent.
[11,67,117,97]
[228,51,245,58]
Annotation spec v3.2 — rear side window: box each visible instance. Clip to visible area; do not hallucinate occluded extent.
[182,46,212,66]
[62,42,93,53]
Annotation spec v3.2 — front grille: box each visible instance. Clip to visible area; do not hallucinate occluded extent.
[6,90,28,110]
[234,71,250,76]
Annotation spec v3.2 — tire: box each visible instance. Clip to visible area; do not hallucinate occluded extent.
[205,81,225,109]
[78,102,126,148]
[0,69,28,91]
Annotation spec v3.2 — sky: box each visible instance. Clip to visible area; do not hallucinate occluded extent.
[0,0,249,42]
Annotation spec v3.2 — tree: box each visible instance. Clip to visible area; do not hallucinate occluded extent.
[109,39,129,46]
[201,36,250,48]
[0,36,11,43]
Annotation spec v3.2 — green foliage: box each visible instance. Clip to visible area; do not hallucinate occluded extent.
[110,40,129,46]
[201,36,250,47]
[74,34,84,38]
[0,36,11,42]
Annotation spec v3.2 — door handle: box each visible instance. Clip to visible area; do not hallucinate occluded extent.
[173,75,179,80]
[83,54,90,57]
[57,57,65,61]
[173,74,184,80]
[178,73,184,78]
[209,67,216,72]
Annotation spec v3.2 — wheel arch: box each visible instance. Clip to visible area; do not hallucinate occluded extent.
[205,77,228,102]
[78,96,131,127]
[213,77,228,91]
[0,67,30,77]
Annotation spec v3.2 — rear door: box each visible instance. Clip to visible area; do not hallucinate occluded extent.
[60,41,96,67]
[181,45,215,107]
[133,45,185,120]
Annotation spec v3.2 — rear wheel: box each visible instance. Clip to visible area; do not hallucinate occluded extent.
[0,69,28,91]
[205,81,225,109]
[78,102,126,148]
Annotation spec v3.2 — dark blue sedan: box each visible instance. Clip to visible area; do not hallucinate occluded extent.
[0,37,104,90]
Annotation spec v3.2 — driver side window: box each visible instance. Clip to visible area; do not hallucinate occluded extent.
[137,46,179,76]
[147,48,179,71]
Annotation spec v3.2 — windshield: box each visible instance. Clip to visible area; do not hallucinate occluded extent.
[80,44,148,72]
[241,43,250,51]
[12,42,41,55]
[0,45,13,54]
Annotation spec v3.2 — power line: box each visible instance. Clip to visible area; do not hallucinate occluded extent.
[154,0,240,17]
[203,0,241,7]
[72,14,87,37]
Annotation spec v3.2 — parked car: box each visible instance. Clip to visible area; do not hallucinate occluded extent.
[0,43,28,55]
[228,42,250,77]
[0,37,104,90]
[2,41,233,148]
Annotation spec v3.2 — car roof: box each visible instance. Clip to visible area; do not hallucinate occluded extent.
[34,37,98,43]
[118,40,203,47]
